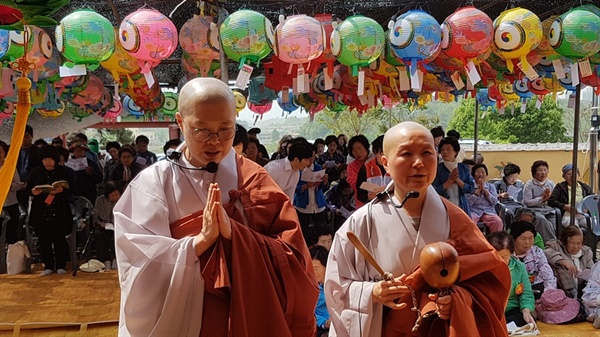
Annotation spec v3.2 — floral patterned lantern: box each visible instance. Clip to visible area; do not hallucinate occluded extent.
[312,14,338,79]
[220,9,274,67]
[179,15,220,77]
[388,10,441,89]
[232,89,247,115]
[274,15,324,67]
[0,100,14,124]
[491,8,542,74]
[103,96,123,123]
[37,102,65,118]
[550,7,600,60]
[69,74,104,109]
[0,29,9,60]
[331,15,385,76]
[536,16,561,61]
[101,29,141,83]
[1,27,34,62]
[119,9,178,74]
[159,92,178,118]
[56,10,115,71]
[441,7,493,62]
[277,91,298,114]
[24,26,53,80]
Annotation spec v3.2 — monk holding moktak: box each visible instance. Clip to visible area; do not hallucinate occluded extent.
[114,78,318,336]
[325,121,511,336]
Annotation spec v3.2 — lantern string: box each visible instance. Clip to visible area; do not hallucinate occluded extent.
[169,0,190,18]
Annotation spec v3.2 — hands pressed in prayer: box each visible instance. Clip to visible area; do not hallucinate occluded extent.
[372,274,411,310]
[194,183,232,256]
[429,293,452,320]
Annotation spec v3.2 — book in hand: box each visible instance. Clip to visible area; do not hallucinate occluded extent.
[33,180,69,193]
[507,322,539,336]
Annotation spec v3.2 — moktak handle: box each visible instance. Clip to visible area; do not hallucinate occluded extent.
[347,231,394,281]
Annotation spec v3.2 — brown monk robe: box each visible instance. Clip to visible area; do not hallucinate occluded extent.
[170,156,319,337]
[383,199,511,337]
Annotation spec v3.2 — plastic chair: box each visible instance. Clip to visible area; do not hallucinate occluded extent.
[0,211,9,274]
[577,195,600,261]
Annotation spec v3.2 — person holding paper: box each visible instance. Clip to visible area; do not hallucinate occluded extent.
[544,225,593,299]
[27,145,73,275]
[68,142,103,205]
[134,135,158,168]
[356,135,390,205]
[325,121,510,337]
[264,139,314,200]
[317,135,346,182]
[93,181,122,270]
[114,78,318,336]
[294,144,330,237]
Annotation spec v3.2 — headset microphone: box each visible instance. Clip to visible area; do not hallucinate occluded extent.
[166,144,219,173]
[397,191,420,208]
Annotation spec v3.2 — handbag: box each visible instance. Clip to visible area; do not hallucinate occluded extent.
[7,241,30,275]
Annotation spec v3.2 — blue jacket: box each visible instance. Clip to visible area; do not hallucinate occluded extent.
[432,162,474,216]
[294,163,328,209]
[315,283,330,329]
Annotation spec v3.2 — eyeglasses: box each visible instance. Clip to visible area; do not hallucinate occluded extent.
[186,124,237,142]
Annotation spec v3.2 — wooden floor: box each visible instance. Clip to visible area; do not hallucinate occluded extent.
[0,268,600,337]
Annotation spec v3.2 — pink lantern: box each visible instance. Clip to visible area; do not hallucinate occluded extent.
[104,96,123,123]
[179,15,220,77]
[119,9,178,74]
[275,15,324,65]
[69,75,104,108]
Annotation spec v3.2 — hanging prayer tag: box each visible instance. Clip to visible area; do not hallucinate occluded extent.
[571,62,580,86]
[143,71,156,88]
[282,87,289,102]
[516,61,539,81]
[324,66,333,90]
[520,101,527,113]
[579,58,593,78]
[552,59,566,79]
[235,64,254,90]
[465,60,482,86]
[535,97,542,109]
[297,65,306,93]
[450,71,465,90]
[399,67,410,91]
[358,94,368,106]
[357,70,365,96]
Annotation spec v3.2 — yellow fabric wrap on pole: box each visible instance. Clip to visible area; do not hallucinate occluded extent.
[0,76,31,209]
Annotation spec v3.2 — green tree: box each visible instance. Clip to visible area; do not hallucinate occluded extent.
[448,96,569,143]
[94,128,136,146]
[270,129,280,143]
[312,107,383,141]
[298,119,332,140]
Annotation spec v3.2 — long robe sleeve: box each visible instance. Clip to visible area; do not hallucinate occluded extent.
[114,180,205,337]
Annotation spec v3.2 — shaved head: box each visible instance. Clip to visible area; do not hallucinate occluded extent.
[179,78,236,118]
[383,121,434,156]
[175,78,237,167]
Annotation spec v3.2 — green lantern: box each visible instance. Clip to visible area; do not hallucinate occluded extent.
[220,10,274,67]
[55,10,115,71]
[331,15,385,76]
[159,92,178,117]
[550,7,600,59]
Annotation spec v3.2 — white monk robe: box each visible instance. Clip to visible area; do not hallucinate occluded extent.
[114,149,241,337]
[324,185,450,337]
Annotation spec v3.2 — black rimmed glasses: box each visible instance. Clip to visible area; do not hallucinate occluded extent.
[186,124,237,142]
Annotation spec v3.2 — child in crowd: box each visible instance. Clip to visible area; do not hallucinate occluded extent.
[310,245,330,337]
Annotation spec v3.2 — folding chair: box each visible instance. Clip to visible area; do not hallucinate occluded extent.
[69,196,94,268]
[577,195,600,261]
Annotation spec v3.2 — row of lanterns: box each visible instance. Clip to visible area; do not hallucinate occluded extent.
[3,4,600,123]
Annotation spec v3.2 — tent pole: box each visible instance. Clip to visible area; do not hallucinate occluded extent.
[591,93,599,193]
[473,98,479,161]
[570,84,581,228]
